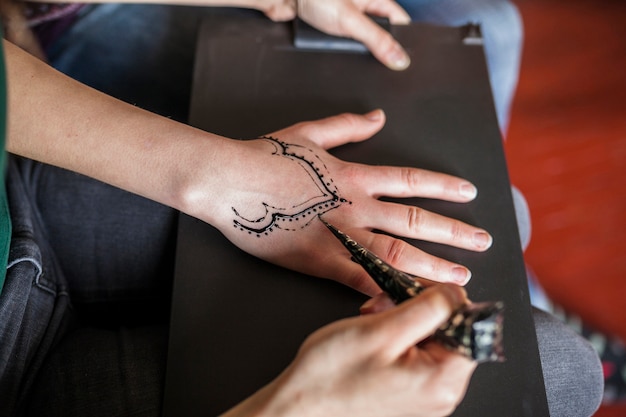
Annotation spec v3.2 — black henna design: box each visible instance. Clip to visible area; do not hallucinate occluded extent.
[232,136,351,237]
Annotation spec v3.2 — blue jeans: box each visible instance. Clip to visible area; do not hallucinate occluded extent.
[0,157,176,416]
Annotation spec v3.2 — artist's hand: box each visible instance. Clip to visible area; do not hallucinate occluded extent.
[196,110,491,295]
[222,284,476,417]
[259,0,411,71]
[297,0,411,70]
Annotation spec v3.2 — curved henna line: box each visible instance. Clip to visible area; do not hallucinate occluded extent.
[234,203,342,235]
[263,137,337,205]
[234,197,342,231]
[232,199,337,227]
[233,196,342,231]
[277,142,338,199]
[232,137,349,235]
[232,203,286,224]
[232,197,324,223]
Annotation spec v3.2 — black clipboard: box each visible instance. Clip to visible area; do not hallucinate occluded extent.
[163,12,549,417]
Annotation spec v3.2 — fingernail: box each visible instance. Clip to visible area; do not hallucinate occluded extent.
[360,297,378,313]
[473,231,493,249]
[365,109,383,121]
[439,284,467,307]
[396,15,411,25]
[452,266,471,285]
[459,182,477,199]
[359,293,394,314]
[389,47,410,70]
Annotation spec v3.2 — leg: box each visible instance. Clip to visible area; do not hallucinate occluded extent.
[533,308,604,417]
[2,156,178,416]
[21,158,178,326]
[0,157,74,416]
[21,325,168,417]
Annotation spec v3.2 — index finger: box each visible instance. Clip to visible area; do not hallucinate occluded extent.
[268,110,386,150]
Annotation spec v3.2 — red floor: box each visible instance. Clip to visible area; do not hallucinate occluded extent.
[505,0,626,415]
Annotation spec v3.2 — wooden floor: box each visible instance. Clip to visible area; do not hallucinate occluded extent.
[505,0,626,415]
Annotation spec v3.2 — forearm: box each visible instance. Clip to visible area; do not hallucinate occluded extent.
[4,39,228,222]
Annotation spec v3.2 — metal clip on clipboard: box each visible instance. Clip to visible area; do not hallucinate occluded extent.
[293,16,391,53]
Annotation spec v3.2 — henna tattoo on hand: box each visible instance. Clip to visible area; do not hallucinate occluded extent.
[232,136,350,237]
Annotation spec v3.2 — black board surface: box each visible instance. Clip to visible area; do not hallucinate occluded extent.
[163,13,549,417]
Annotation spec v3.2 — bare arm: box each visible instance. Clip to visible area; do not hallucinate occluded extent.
[5,39,228,221]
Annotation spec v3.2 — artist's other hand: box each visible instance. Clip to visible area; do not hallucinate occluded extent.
[193,110,491,295]
[222,284,476,417]
[257,0,411,70]
[297,0,411,70]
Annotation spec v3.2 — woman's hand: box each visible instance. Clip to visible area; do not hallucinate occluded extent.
[223,284,476,417]
[186,110,492,295]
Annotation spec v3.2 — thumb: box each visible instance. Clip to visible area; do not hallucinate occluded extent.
[343,14,410,70]
[373,285,467,359]
[269,110,386,149]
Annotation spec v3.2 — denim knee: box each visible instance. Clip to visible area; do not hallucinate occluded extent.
[533,308,604,417]
[0,158,73,416]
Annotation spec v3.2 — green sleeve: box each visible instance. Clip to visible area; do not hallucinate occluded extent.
[0,35,12,293]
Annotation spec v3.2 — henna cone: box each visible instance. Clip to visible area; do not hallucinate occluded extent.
[320,217,505,363]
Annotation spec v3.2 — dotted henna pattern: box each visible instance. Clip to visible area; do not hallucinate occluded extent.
[232,136,350,237]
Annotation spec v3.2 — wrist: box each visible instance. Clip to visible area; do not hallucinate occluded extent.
[171,130,236,225]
